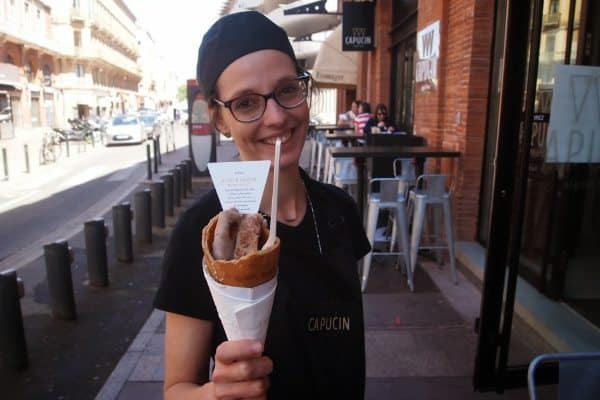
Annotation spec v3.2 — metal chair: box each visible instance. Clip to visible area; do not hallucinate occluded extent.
[527,352,600,400]
[408,174,457,285]
[361,177,413,292]
[393,157,416,188]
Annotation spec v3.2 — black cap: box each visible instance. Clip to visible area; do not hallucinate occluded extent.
[196,11,297,97]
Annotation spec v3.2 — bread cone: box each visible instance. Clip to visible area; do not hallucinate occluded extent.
[202,214,280,288]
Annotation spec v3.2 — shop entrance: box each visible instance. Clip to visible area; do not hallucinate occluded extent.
[474,0,600,392]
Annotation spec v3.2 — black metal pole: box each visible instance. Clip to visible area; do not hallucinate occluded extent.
[161,174,174,217]
[184,159,193,192]
[171,168,181,208]
[2,147,8,180]
[134,189,152,244]
[0,269,28,369]
[146,144,152,180]
[153,139,158,173]
[157,135,162,164]
[43,241,77,320]
[84,219,109,287]
[24,144,30,174]
[178,164,188,199]
[112,203,133,263]
[150,181,165,228]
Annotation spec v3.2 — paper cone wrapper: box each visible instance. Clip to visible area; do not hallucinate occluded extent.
[203,264,276,343]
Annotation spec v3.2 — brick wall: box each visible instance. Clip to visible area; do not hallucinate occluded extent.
[358,0,495,240]
[417,0,493,240]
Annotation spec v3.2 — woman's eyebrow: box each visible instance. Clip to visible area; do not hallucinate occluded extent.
[223,75,299,99]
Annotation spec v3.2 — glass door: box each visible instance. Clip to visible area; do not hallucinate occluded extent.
[475,0,600,392]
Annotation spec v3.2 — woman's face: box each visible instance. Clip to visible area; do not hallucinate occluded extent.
[213,50,309,170]
[377,108,387,121]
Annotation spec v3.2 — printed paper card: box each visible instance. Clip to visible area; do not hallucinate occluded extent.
[208,161,270,213]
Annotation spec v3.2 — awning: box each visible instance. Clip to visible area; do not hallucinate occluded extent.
[311,26,357,87]
[0,63,23,90]
[292,40,321,68]
[267,0,340,38]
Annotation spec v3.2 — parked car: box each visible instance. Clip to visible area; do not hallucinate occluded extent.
[0,106,12,123]
[105,114,145,145]
[140,112,161,139]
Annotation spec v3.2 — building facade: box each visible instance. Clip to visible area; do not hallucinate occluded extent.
[352,0,599,390]
[0,0,168,132]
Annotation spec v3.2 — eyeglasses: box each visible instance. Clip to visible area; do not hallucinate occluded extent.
[377,111,387,115]
[213,72,310,123]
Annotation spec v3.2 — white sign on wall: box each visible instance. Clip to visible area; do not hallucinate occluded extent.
[416,20,440,87]
[546,64,600,163]
[417,20,440,59]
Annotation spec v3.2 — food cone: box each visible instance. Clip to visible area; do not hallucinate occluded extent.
[201,214,280,288]
[201,214,280,342]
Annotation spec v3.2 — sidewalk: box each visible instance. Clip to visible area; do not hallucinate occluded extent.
[96,141,539,400]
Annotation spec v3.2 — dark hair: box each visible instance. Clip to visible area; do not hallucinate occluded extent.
[375,104,388,115]
[359,102,371,114]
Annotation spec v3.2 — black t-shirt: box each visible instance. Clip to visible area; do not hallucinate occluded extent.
[154,169,371,399]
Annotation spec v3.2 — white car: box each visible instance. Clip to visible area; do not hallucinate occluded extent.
[105,114,145,145]
[0,106,12,123]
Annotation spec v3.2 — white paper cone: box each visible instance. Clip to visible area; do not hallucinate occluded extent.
[203,264,277,344]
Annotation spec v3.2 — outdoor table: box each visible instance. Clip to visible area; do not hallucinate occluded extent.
[329,145,461,218]
[324,131,364,146]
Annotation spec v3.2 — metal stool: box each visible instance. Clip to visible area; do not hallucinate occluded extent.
[362,177,413,292]
[408,174,457,284]
[393,157,416,188]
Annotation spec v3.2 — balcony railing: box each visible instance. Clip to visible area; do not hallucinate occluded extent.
[542,12,560,29]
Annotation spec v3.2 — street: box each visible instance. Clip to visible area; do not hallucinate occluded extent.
[0,125,192,399]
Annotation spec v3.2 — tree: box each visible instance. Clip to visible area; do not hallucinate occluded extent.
[177,84,187,102]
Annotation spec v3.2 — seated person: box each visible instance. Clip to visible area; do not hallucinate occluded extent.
[365,104,395,133]
[337,99,360,128]
[354,102,374,135]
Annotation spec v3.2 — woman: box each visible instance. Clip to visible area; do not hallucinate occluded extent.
[353,102,373,134]
[154,11,370,400]
[365,103,395,133]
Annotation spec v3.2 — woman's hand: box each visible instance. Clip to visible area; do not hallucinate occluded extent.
[212,340,273,399]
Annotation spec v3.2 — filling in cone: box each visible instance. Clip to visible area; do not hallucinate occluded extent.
[202,209,280,288]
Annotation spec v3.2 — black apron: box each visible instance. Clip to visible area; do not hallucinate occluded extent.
[265,212,366,399]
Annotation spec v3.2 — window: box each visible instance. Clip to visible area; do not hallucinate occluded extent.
[24,61,34,82]
[73,0,80,8]
[74,31,81,48]
[24,2,29,13]
[550,0,559,14]
[75,64,85,78]
[37,8,40,18]
[42,64,52,86]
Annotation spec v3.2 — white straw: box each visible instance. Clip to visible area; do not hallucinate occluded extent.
[262,137,281,250]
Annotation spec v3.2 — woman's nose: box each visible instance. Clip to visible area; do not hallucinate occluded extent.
[262,98,286,126]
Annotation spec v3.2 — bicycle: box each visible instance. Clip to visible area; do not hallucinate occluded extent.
[39,130,62,164]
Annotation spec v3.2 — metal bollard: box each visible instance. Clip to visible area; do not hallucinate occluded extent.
[184,159,193,192]
[171,168,181,208]
[156,135,162,165]
[24,144,30,174]
[178,163,188,199]
[134,189,152,244]
[150,181,165,228]
[84,219,109,287]
[153,139,158,173]
[2,147,8,180]
[146,144,152,180]
[161,174,174,217]
[0,269,28,369]
[65,136,70,157]
[43,241,77,320]
[112,203,133,263]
